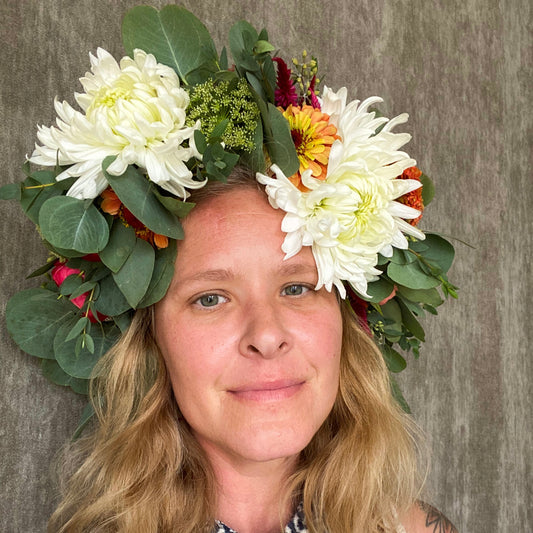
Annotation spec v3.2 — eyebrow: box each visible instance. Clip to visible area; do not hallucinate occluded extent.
[179,269,234,284]
[177,262,317,285]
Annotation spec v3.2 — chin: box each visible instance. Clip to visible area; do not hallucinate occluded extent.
[227,423,319,464]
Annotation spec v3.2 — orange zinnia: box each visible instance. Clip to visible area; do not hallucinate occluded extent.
[282,105,340,191]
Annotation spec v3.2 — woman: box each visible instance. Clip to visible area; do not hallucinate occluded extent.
[2,6,458,532]
[43,168,455,532]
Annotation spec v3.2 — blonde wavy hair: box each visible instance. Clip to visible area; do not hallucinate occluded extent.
[49,171,423,533]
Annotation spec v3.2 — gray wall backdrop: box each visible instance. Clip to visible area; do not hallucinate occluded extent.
[0,1,531,532]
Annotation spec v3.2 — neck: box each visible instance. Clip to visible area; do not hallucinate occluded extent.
[205,444,298,533]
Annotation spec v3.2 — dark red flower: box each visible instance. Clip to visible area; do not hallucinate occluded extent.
[273,57,299,108]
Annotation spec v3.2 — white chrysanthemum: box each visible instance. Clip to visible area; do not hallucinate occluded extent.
[30,48,203,199]
[257,87,425,298]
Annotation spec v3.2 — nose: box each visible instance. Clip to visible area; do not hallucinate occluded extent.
[238,299,291,359]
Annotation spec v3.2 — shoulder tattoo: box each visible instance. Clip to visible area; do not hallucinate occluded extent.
[417,501,458,533]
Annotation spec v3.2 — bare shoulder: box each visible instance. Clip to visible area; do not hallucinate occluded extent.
[400,501,458,533]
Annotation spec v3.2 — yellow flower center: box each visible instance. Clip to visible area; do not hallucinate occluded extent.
[94,86,132,108]
[281,105,339,190]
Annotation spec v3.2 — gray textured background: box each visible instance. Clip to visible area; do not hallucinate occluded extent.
[0,1,531,532]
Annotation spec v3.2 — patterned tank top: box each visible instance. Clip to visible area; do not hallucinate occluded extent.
[213,503,407,532]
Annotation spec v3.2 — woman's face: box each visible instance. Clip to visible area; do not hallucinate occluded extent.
[155,187,342,468]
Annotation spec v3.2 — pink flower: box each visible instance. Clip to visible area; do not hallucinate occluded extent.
[306,75,321,109]
[51,261,105,322]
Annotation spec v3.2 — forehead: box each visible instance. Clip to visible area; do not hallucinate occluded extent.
[173,187,316,278]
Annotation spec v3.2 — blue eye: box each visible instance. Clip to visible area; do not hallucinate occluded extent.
[283,284,308,296]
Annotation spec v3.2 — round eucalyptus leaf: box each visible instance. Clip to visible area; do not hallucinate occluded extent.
[41,359,89,394]
[388,262,440,290]
[382,344,407,373]
[122,5,218,84]
[100,220,137,273]
[39,196,109,253]
[420,233,455,273]
[6,288,75,359]
[364,278,395,304]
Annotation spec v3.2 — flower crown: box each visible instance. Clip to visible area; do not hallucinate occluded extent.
[1,5,457,412]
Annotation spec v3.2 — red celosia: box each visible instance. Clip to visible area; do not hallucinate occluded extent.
[397,166,424,226]
[273,57,299,108]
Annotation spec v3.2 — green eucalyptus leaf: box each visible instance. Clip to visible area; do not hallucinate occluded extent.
[69,280,97,300]
[219,46,228,70]
[193,129,208,154]
[389,248,417,265]
[388,261,440,290]
[265,103,299,176]
[65,316,89,342]
[257,28,269,42]
[390,376,411,413]
[122,5,218,85]
[261,56,276,102]
[113,312,133,333]
[6,288,74,359]
[84,333,95,354]
[240,119,266,173]
[138,239,178,307]
[0,183,21,200]
[112,238,155,309]
[420,233,455,273]
[397,300,426,341]
[408,239,429,253]
[246,72,266,102]
[99,220,137,273]
[381,299,402,324]
[209,119,230,142]
[397,286,444,307]
[54,319,120,379]
[420,173,435,206]
[41,359,89,394]
[424,304,438,315]
[229,20,260,76]
[93,274,131,316]
[39,196,109,253]
[42,242,86,258]
[253,39,275,55]
[26,261,56,279]
[364,278,395,303]
[399,297,424,317]
[103,159,184,239]
[382,344,407,373]
[73,402,95,439]
[153,191,196,218]
[214,70,239,83]
[59,274,83,296]
[20,174,77,224]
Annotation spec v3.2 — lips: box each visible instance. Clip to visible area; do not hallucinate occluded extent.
[228,379,305,401]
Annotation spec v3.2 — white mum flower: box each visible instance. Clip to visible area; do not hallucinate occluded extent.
[30,48,203,199]
[257,88,425,298]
